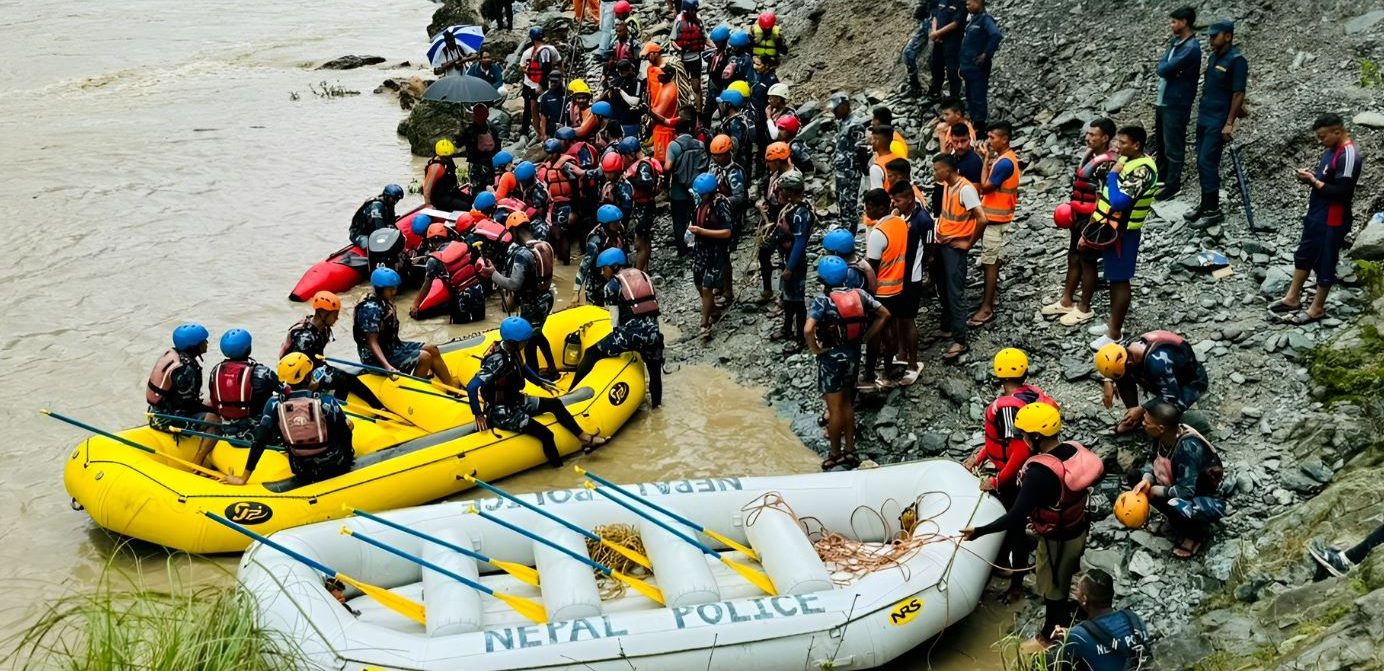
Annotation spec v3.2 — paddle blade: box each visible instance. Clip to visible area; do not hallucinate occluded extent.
[704,529,761,563]
[494,591,548,624]
[612,570,665,605]
[722,558,777,596]
[336,574,427,625]
[601,538,654,571]
[492,559,541,588]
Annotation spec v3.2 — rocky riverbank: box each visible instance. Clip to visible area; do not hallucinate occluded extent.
[394,0,1384,667]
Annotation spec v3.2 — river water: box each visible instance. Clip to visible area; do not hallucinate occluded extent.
[0,1,1010,667]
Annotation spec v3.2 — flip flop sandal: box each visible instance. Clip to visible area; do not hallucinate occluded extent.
[1172,536,1204,559]
[897,364,923,387]
[840,453,861,470]
[942,344,970,362]
[1267,299,1300,314]
[966,313,996,328]
[821,454,845,471]
[580,435,608,455]
[1282,312,1326,326]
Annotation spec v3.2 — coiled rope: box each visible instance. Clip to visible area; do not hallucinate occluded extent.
[584,523,649,599]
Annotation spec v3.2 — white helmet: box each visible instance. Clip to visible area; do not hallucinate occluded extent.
[767,82,790,99]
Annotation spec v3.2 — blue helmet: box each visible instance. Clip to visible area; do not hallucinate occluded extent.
[529,26,544,41]
[823,228,856,255]
[219,328,252,359]
[710,25,731,43]
[617,136,641,155]
[692,172,719,195]
[514,161,537,182]
[817,256,849,287]
[591,101,613,117]
[543,138,563,153]
[596,247,628,269]
[411,213,432,236]
[596,204,624,224]
[717,89,744,108]
[492,150,514,169]
[729,30,751,49]
[382,183,404,199]
[371,267,402,289]
[172,323,209,351]
[499,316,534,342]
[473,190,497,212]
[681,0,698,10]
[555,127,577,141]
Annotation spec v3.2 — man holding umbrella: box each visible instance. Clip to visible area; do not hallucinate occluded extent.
[429,25,486,76]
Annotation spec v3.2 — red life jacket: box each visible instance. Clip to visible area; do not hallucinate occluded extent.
[850,258,878,294]
[432,242,481,291]
[524,45,554,84]
[276,396,330,458]
[1127,330,1187,370]
[565,141,597,169]
[539,157,576,202]
[1023,442,1104,536]
[472,219,513,247]
[146,349,186,406]
[673,14,705,52]
[209,360,256,420]
[525,240,555,293]
[825,289,868,346]
[612,39,635,65]
[695,194,728,231]
[615,268,659,316]
[982,384,1056,469]
[624,158,664,203]
[1070,150,1115,215]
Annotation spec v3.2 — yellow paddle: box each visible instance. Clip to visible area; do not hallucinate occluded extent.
[576,466,761,561]
[582,482,777,595]
[43,409,224,479]
[462,473,654,571]
[342,527,547,624]
[466,505,666,605]
[202,512,425,625]
[345,506,540,588]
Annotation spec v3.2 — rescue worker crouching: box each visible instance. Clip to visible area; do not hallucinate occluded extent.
[806,256,888,472]
[468,317,606,468]
[222,353,354,486]
[1127,399,1228,559]
[410,223,487,324]
[1094,329,1210,434]
[483,211,559,375]
[569,248,665,410]
[353,267,460,389]
[281,291,386,410]
[349,184,404,249]
[202,328,279,464]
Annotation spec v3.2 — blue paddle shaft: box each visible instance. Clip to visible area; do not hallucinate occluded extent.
[472,508,611,575]
[45,410,158,456]
[348,529,494,595]
[585,471,702,531]
[469,479,601,543]
[204,512,338,577]
[324,356,432,384]
[352,509,491,564]
[589,486,716,556]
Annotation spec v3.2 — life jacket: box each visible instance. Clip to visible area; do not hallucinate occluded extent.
[773,202,798,252]
[936,178,978,241]
[849,258,878,294]
[673,14,705,53]
[478,344,525,408]
[1071,150,1116,212]
[750,24,782,59]
[872,214,908,298]
[472,219,514,248]
[425,157,461,197]
[601,177,630,208]
[982,385,1056,468]
[146,349,190,406]
[524,240,555,293]
[611,38,636,65]
[280,316,328,359]
[1153,425,1226,495]
[276,395,330,458]
[1092,155,1157,231]
[824,289,868,346]
[566,141,597,168]
[1126,330,1186,370]
[565,103,591,131]
[209,359,256,420]
[538,157,576,202]
[1023,442,1105,537]
[624,158,664,203]
[615,268,659,317]
[523,45,556,84]
[432,242,482,291]
[980,150,1021,225]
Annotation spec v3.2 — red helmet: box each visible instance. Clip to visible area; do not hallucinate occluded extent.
[1053,203,1074,229]
[601,151,624,172]
[758,11,776,30]
[614,0,631,16]
[775,114,801,135]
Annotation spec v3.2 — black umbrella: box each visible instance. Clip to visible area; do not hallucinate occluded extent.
[422,74,501,104]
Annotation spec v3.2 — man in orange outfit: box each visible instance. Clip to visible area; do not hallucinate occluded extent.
[648,68,679,162]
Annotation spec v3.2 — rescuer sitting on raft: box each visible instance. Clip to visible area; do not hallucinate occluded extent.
[353,267,460,389]
[199,328,279,464]
[281,291,385,409]
[223,353,355,486]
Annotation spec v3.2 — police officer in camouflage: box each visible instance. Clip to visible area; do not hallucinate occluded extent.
[829,92,867,233]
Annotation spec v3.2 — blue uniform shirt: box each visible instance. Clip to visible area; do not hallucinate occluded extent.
[1155,35,1201,109]
[959,11,1003,74]
[1197,46,1247,125]
[1049,609,1151,671]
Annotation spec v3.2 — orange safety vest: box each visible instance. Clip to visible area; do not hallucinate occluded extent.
[937,177,978,241]
[981,150,1020,225]
[873,214,908,298]
[646,65,664,109]
[873,151,902,192]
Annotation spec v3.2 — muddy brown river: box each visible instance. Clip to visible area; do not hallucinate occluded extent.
[0,1,1012,666]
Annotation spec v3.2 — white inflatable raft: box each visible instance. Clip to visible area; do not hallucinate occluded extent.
[236,460,1005,670]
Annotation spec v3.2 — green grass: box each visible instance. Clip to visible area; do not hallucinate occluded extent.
[1360,59,1383,89]
[3,559,302,671]
[1308,324,1384,406]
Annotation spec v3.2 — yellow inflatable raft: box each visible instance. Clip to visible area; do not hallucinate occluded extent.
[63,306,647,554]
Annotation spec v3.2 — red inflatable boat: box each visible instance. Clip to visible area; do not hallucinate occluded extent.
[288,206,434,301]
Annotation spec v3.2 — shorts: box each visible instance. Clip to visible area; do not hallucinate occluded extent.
[1034,531,1087,601]
[520,290,556,328]
[681,55,703,78]
[1101,228,1141,282]
[632,202,656,239]
[1293,218,1349,287]
[817,348,861,394]
[978,222,1010,265]
[362,340,424,372]
[780,265,807,302]
[595,317,664,363]
[692,249,727,290]
[877,285,920,319]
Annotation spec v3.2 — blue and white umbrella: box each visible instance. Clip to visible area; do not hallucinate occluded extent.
[428,25,485,68]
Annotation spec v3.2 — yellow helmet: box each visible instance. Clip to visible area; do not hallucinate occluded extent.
[728,80,751,98]
[277,352,314,385]
[1013,402,1061,437]
[567,78,591,95]
[992,347,1029,379]
[1094,343,1128,379]
[434,138,456,157]
[1113,490,1151,529]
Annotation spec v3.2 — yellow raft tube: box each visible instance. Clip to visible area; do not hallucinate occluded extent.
[63,306,647,554]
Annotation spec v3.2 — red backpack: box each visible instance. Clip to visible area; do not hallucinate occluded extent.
[209,360,255,420]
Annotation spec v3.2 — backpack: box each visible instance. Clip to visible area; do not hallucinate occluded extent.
[525,240,554,293]
[670,135,709,189]
[276,396,330,458]
[475,125,497,154]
